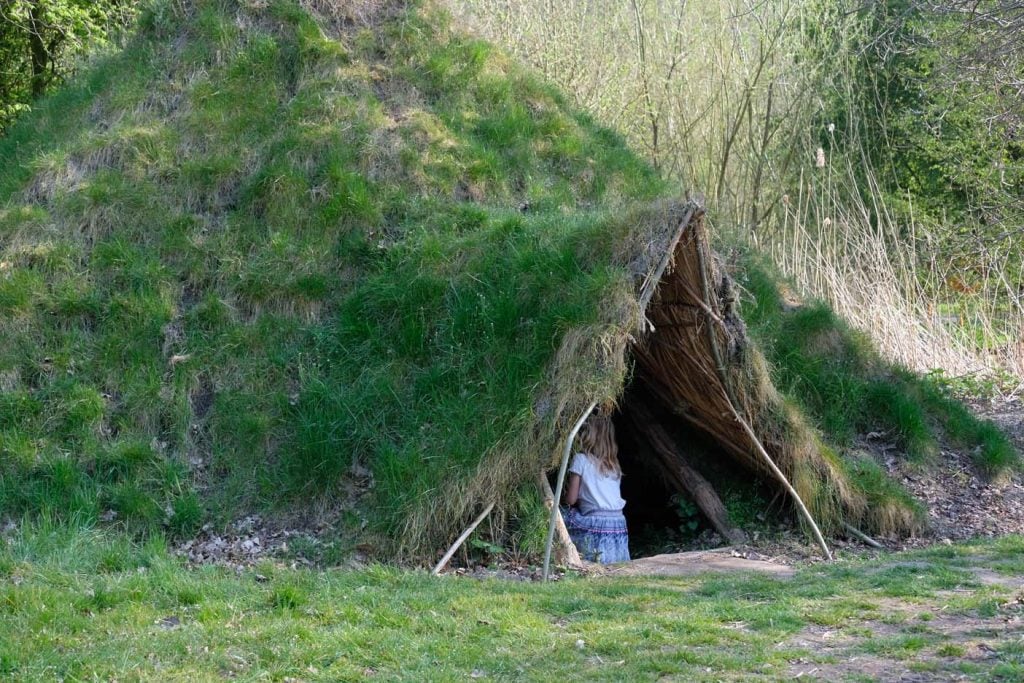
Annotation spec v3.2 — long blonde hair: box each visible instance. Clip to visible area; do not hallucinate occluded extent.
[577,415,622,478]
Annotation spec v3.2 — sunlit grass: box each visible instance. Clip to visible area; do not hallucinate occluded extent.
[1,526,1022,680]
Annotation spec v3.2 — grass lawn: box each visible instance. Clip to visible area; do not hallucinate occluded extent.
[2,525,1024,681]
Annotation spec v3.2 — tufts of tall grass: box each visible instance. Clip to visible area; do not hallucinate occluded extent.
[758,154,1024,382]
[741,257,1017,478]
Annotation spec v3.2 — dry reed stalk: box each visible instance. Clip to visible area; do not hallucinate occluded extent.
[767,162,1023,380]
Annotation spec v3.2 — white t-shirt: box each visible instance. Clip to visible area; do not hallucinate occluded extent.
[569,452,625,515]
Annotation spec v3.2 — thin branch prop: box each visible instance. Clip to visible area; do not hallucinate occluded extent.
[431,502,495,576]
[842,522,884,549]
[542,401,597,582]
[695,219,834,561]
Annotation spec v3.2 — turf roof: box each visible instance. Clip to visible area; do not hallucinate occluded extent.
[2,0,1012,561]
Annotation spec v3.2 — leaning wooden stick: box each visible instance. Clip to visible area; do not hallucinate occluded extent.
[543,401,597,582]
[842,522,884,549]
[431,502,495,576]
[538,472,584,568]
[726,405,833,561]
[626,396,747,545]
[694,226,833,561]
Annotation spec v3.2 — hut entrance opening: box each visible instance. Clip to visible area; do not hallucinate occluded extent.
[611,363,763,559]
[597,210,762,559]
[552,203,798,562]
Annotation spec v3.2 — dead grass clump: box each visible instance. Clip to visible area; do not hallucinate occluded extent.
[22,158,90,206]
[298,0,409,35]
[775,405,862,533]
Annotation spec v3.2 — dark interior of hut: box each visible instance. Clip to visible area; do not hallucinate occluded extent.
[549,338,786,561]
[616,369,718,558]
[612,367,778,559]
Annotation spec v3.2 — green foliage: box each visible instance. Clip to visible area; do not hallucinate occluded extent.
[0,0,664,553]
[807,0,1023,291]
[0,0,139,133]
[673,495,701,534]
[468,536,504,559]
[3,524,1024,680]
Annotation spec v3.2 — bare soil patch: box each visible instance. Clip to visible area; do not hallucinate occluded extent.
[786,565,1024,681]
[891,395,1024,547]
[599,548,795,577]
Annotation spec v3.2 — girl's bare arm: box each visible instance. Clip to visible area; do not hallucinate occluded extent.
[564,473,581,506]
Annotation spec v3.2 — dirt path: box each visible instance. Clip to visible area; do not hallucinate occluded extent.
[786,564,1024,681]
[599,548,795,577]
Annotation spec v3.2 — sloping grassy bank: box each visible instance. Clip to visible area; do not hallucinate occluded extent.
[739,257,1018,479]
[2,524,1023,680]
[0,0,664,555]
[0,0,1017,561]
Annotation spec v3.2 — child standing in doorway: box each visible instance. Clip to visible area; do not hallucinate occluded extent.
[563,415,630,564]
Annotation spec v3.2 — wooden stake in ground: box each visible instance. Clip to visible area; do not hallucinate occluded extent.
[538,473,584,568]
[543,402,597,582]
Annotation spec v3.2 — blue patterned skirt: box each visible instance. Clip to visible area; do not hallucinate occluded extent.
[562,508,630,564]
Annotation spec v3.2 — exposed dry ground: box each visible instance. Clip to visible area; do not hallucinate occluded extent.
[885,396,1024,546]
[784,564,1024,681]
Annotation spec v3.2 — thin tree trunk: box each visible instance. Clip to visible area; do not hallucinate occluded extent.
[630,0,659,170]
[28,0,49,97]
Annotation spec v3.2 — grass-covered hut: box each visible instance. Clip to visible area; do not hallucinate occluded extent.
[5,0,1013,564]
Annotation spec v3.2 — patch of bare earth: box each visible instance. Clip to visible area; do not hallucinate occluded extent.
[172,462,376,571]
[755,394,1024,561]
[888,395,1024,547]
[786,567,1024,681]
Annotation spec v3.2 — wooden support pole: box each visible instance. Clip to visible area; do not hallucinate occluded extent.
[538,472,584,568]
[842,522,884,549]
[543,401,597,582]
